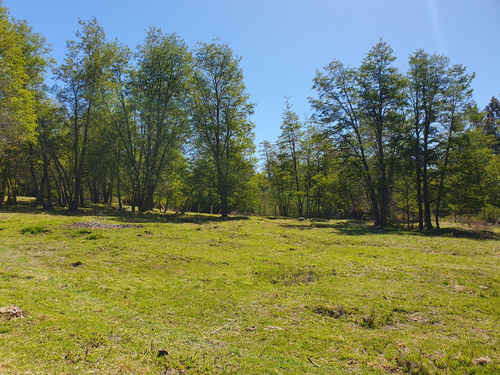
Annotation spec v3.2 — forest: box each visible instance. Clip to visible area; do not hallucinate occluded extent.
[1,3,499,228]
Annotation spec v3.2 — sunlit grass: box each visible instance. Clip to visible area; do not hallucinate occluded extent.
[0,201,498,374]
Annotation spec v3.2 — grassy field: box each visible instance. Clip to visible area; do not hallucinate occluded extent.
[0,200,498,374]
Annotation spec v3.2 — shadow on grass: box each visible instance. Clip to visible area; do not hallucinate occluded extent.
[0,200,249,225]
[424,227,500,240]
[280,218,500,240]
[281,219,398,235]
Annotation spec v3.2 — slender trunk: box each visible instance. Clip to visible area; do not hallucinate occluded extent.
[41,152,53,210]
[117,176,122,210]
[28,143,42,206]
[220,191,228,219]
[378,157,388,228]
[435,113,455,229]
[422,117,433,230]
[370,185,381,227]
[422,165,433,230]
[52,154,70,207]
[415,125,424,231]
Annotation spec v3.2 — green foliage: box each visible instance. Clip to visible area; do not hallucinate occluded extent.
[447,129,498,216]
[125,28,192,212]
[191,40,255,218]
[0,5,39,147]
[310,41,407,227]
[54,18,115,211]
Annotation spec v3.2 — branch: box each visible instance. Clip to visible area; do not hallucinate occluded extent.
[308,357,321,367]
[209,319,236,335]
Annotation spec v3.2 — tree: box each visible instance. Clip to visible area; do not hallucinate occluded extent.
[191,41,255,218]
[407,51,449,229]
[0,5,51,204]
[311,41,405,227]
[0,5,37,150]
[311,59,376,221]
[55,18,114,210]
[447,129,497,223]
[261,140,292,216]
[277,100,304,217]
[434,64,474,228]
[357,41,406,227]
[111,29,191,212]
[29,99,67,209]
[483,96,500,154]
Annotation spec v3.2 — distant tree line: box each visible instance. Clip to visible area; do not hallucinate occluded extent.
[1,3,499,227]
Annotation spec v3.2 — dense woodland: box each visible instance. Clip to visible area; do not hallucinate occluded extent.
[1,4,499,228]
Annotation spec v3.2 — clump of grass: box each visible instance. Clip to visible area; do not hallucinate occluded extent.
[394,350,430,374]
[313,305,347,318]
[86,233,102,240]
[76,228,92,235]
[256,265,320,285]
[20,225,49,235]
[359,310,377,329]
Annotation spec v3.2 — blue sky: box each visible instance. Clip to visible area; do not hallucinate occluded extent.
[4,0,499,146]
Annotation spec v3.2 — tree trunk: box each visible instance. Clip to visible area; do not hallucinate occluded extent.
[28,144,42,206]
[220,190,228,219]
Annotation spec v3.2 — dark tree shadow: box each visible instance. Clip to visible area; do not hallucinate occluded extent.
[423,227,500,240]
[280,218,500,240]
[0,200,249,225]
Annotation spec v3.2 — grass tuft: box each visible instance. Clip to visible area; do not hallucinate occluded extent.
[20,224,49,234]
[313,304,347,318]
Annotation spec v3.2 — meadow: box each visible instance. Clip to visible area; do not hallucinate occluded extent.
[0,200,498,374]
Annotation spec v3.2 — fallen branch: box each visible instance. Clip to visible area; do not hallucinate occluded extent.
[308,357,320,367]
[209,319,236,335]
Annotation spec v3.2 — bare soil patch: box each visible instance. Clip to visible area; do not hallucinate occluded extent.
[0,306,27,320]
[68,222,143,229]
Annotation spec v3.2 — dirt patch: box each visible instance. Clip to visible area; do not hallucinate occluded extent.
[68,222,143,229]
[0,306,27,320]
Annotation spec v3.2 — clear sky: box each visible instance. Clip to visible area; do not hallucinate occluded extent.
[3,0,499,146]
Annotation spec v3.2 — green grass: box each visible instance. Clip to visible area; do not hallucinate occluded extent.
[0,200,498,374]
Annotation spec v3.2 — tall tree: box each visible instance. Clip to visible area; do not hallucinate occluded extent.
[434,64,474,228]
[191,41,255,218]
[261,140,292,216]
[311,59,378,221]
[278,100,304,217]
[55,18,113,210]
[0,5,51,204]
[114,29,191,212]
[358,41,406,227]
[311,41,405,227]
[407,50,449,229]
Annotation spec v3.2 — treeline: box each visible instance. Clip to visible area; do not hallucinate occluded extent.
[263,43,500,228]
[1,3,499,227]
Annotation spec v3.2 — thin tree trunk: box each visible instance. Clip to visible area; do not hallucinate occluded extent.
[28,144,42,206]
